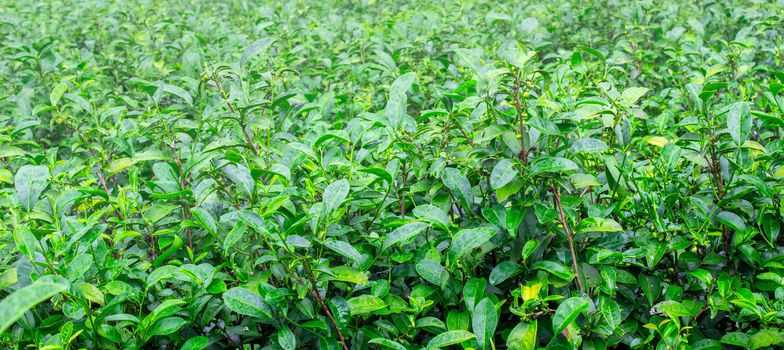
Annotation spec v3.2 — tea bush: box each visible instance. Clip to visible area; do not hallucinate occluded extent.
[1,0,783,349]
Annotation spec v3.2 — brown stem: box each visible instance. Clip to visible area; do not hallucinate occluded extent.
[551,185,584,292]
[77,130,120,259]
[210,73,260,156]
[513,75,528,167]
[170,140,193,250]
[297,264,349,350]
[707,143,731,263]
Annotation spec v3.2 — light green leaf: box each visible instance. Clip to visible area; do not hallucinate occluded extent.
[147,317,187,337]
[324,239,366,267]
[278,327,296,350]
[66,254,93,281]
[489,261,522,285]
[575,217,623,233]
[50,83,67,106]
[13,226,37,261]
[600,297,621,329]
[0,269,17,290]
[448,227,496,265]
[727,102,751,146]
[620,87,649,106]
[382,222,429,250]
[220,162,254,196]
[413,205,450,229]
[552,296,590,334]
[14,165,49,211]
[347,294,386,315]
[368,338,407,350]
[223,221,247,254]
[426,330,476,350]
[532,260,573,281]
[0,275,69,334]
[330,266,369,284]
[240,37,276,66]
[180,336,209,350]
[416,259,449,288]
[384,72,417,128]
[473,298,499,350]
[570,138,608,154]
[323,179,350,214]
[491,158,518,190]
[507,321,538,350]
[528,157,578,177]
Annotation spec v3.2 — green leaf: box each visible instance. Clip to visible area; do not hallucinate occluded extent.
[413,204,451,229]
[528,157,578,177]
[552,296,590,334]
[65,254,93,281]
[639,274,661,306]
[14,165,49,211]
[238,210,266,235]
[426,330,476,350]
[156,82,193,105]
[223,287,273,320]
[717,211,746,233]
[443,168,473,211]
[570,138,608,154]
[448,227,496,265]
[721,332,750,347]
[147,317,187,337]
[727,102,751,146]
[472,298,499,350]
[489,261,522,285]
[223,221,247,254]
[600,297,621,329]
[220,162,254,196]
[347,294,386,315]
[180,336,209,350]
[507,321,538,350]
[750,329,784,349]
[278,327,296,350]
[382,222,429,250]
[142,299,185,328]
[654,300,697,319]
[191,207,217,236]
[0,269,18,290]
[240,37,276,65]
[531,260,573,281]
[575,217,623,233]
[0,275,69,334]
[13,226,38,261]
[416,259,449,288]
[330,266,369,284]
[491,158,518,190]
[323,179,350,214]
[324,239,366,267]
[368,338,407,350]
[50,82,67,106]
[359,167,393,184]
[463,278,486,312]
[384,72,417,128]
[620,87,649,106]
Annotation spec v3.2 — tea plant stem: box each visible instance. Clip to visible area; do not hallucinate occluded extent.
[513,73,528,166]
[551,185,584,292]
[300,261,350,350]
[210,72,260,156]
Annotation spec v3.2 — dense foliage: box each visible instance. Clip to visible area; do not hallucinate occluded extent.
[2,0,784,349]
